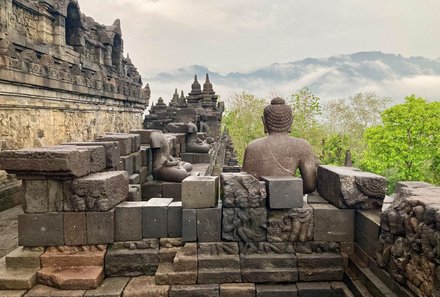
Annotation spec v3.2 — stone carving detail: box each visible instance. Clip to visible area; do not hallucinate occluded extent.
[222,207,267,243]
[267,206,313,243]
[377,184,440,297]
[10,5,39,39]
[198,242,239,255]
[221,173,266,208]
[239,242,295,255]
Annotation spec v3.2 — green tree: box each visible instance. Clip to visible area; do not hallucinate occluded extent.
[222,92,266,163]
[289,87,326,154]
[362,95,440,189]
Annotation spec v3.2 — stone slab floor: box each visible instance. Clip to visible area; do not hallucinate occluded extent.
[0,205,22,258]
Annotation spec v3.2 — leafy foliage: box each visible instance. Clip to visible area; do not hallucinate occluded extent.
[362,95,440,188]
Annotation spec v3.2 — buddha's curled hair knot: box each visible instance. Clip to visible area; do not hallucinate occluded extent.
[264,97,293,133]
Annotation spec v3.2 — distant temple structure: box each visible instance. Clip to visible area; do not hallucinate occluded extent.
[0,0,150,150]
[144,74,224,138]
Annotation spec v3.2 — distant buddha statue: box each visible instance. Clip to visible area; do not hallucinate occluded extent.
[242,97,317,193]
[186,122,211,153]
[150,131,192,182]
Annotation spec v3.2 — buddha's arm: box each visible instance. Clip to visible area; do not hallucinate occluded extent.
[299,154,317,194]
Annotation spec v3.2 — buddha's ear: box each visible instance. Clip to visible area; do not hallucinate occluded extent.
[262,116,268,134]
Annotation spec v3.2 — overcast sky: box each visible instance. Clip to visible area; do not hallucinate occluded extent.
[79,0,440,78]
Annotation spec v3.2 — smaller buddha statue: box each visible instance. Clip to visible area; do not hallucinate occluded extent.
[186,122,210,153]
[242,97,317,193]
[150,131,192,182]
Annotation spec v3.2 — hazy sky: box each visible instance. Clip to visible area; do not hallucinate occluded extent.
[79,0,440,77]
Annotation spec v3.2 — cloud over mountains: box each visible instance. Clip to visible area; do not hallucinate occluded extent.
[146,52,440,107]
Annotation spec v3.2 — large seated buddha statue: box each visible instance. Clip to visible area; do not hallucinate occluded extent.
[150,130,192,182]
[242,97,317,194]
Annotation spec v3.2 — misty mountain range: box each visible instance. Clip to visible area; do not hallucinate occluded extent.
[146,51,440,106]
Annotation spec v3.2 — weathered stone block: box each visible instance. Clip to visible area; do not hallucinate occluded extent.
[64,212,87,246]
[86,210,114,244]
[0,256,38,290]
[84,277,129,297]
[65,141,120,170]
[65,171,128,212]
[169,284,219,297]
[129,174,140,184]
[296,282,332,297]
[142,181,163,200]
[182,209,197,242]
[105,240,159,276]
[220,283,255,297]
[18,213,64,247]
[155,243,197,285]
[37,266,104,290]
[130,129,158,145]
[198,243,241,284]
[143,198,173,238]
[193,153,211,163]
[317,165,387,209]
[40,246,106,268]
[123,276,169,297]
[22,179,63,213]
[307,193,329,204]
[355,210,380,259]
[222,207,267,242]
[139,166,149,184]
[162,182,182,201]
[24,284,85,297]
[108,133,140,152]
[127,185,141,201]
[182,176,218,209]
[267,204,313,242]
[120,155,134,175]
[168,202,182,238]
[197,204,222,242]
[241,253,298,283]
[132,151,141,173]
[262,176,303,209]
[140,146,153,169]
[180,153,194,164]
[115,202,145,241]
[59,145,105,173]
[0,147,91,177]
[297,253,344,281]
[96,134,132,155]
[256,284,298,297]
[312,203,354,242]
[221,173,266,208]
[5,247,43,269]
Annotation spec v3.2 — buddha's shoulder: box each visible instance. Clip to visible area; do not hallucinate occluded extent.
[245,137,268,150]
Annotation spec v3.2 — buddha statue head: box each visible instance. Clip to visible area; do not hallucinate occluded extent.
[263,97,293,134]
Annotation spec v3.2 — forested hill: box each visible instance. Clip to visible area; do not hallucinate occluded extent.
[147,52,440,103]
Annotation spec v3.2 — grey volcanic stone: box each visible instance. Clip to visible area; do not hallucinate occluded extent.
[256,284,298,297]
[143,198,173,238]
[221,173,266,208]
[18,213,64,247]
[182,176,218,209]
[97,134,132,156]
[120,154,134,175]
[87,210,114,244]
[262,176,303,209]
[127,185,141,201]
[312,203,354,242]
[59,145,105,173]
[115,202,145,241]
[317,165,387,209]
[64,171,128,212]
[182,209,197,242]
[105,242,159,276]
[169,284,219,297]
[64,212,87,246]
[22,180,63,214]
[168,202,182,238]
[84,277,129,297]
[65,141,120,170]
[0,147,91,177]
[197,204,222,242]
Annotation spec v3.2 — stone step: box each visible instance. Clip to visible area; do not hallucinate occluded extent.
[5,247,44,269]
[241,267,299,283]
[155,262,197,285]
[198,255,240,270]
[0,290,27,297]
[344,269,374,297]
[37,266,104,290]
[198,268,242,284]
[240,254,297,269]
[348,256,397,297]
[0,257,38,290]
[40,247,106,268]
[24,284,86,297]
